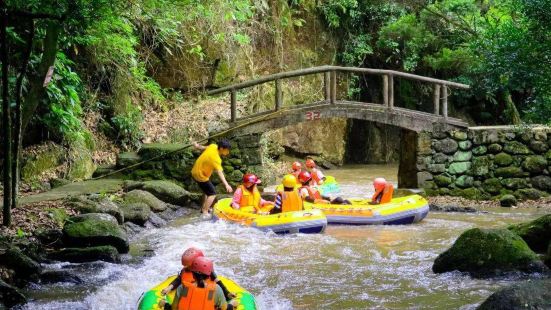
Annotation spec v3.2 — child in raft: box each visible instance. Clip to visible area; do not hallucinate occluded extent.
[271,174,303,213]
[290,161,302,179]
[305,159,326,185]
[371,177,394,205]
[160,247,236,309]
[298,171,351,204]
[231,173,274,214]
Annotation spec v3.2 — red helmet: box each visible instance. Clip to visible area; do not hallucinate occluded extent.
[243,173,261,185]
[190,256,214,276]
[305,159,316,169]
[298,171,312,184]
[181,247,204,267]
[374,178,387,191]
[292,162,302,171]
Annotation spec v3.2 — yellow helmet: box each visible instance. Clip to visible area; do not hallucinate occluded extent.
[282,174,297,188]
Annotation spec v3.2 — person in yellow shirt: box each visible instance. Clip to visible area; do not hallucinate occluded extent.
[192,140,233,218]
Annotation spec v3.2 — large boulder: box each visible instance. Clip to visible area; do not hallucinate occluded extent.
[0,246,42,280]
[67,196,124,224]
[0,279,27,308]
[477,279,551,310]
[124,190,167,212]
[62,213,129,253]
[48,246,120,263]
[433,138,459,154]
[120,203,151,225]
[432,228,547,277]
[130,180,192,206]
[508,214,551,253]
[500,195,517,207]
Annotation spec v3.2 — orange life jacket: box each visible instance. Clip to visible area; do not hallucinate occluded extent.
[238,185,261,213]
[300,185,322,200]
[178,280,216,310]
[279,190,303,212]
[372,183,394,204]
[180,270,194,283]
[310,168,324,185]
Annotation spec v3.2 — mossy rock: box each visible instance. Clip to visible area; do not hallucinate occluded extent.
[438,187,451,195]
[130,169,166,180]
[531,176,551,192]
[508,214,551,253]
[433,153,449,164]
[223,165,235,173]
[428,164,446,174]
[135,180,192,205]
[50,178,70,189]
[117,152,141,168]
[433,138,459,154]
[67,196,124,224]
[471,156,491,176]
[452,151,472,162]
[530,140,548,153]
[120,203,151,225]
[455,175,474,189]
[487,143,503,154]
[545,150,551,161]
[522,155,547,173]
[458,140,472,151]
[448,162,471,175]
[48,246,120,263]
[500,194,517,207]
[477,279,551,310]
[62,213,129,253]
[501,178,529,190]
[0,246,42,279]
[495,166,525,178]
[228,158,243,166]
[483,178,502,195]
[124,190,167,212]
[138,143,192,160]
[494,153,513,166]
[0,279,27,307]
[21,143,65,182]
[472,145,487,156]
[451,130,468,141]
[434,175,452,187]
[432,228,547,276]
[514,188,542,201]
[503,141,531,155]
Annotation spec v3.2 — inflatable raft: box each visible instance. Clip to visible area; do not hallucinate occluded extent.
[275,175,340,195]
[213,198,327,234]
[304,195,429,225]
[138,275,256,310]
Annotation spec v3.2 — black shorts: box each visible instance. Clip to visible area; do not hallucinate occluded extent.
[196,180,216,196]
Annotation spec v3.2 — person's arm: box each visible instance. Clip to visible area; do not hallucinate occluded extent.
[216,170,233,193]
[273,193,282,210]
[260,197,274,206]
[162,271,182,295]
[211,271,234,301]
[193,141,207,151]
[231,188,243,209]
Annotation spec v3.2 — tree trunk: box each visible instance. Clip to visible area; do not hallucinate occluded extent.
[21,21,60,134]
[11,21,35,210]
[503,89,521,125]
[1,4,13,226]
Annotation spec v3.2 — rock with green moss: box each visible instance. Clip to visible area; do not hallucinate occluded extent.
[434,175,452,187]
[457,140,472,151]
[67,147,96,180]
[472,145,487,155]
[67,196,124,224]
[462,188,486,200]
[116,152,141,168]
[124,190,167,212]
[62,213,129,253]
[50,178,70,189]
[223,165,234,173]
[514,188,542,201]
[432,228,547,276]
[483,178,502,194]
[508,214,551,253]
[501,178,529,190]
[455,175,474,188]
[21,143,65,182]
[428,164,446,173]
[494,153,513,166]
[531,176,551,192]
[132,180,192,205]
[0,246,42,280]
[433,138,459,154]
[448,162,471,175]
[451,130,468,141]
[471,156,491,176]
[120,203,151,225]
[0,279,27,307]
[453,151,472,162]
[530,140,548,153]
[500,194,517,207]
[477,279,551,310]
[487,143,502,154]
[503,141,531,155]
[522,155,547,173]
[545,150,551,161]
[48,246,120,263]
[138,143,193,160]
[495,166,525,178]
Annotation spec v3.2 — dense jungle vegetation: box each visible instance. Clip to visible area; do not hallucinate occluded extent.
[1,0,550,224]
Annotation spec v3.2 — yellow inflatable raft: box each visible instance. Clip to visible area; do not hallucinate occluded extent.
[213,198,327,234]
[304,195,429,225]
[138,275,256,310]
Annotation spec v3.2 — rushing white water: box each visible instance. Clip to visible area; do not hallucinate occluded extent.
[21,165,548,310]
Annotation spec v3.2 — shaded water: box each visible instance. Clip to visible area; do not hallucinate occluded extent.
[21,165,549,310]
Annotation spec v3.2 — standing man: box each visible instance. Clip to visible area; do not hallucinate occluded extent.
[192,139,233,218]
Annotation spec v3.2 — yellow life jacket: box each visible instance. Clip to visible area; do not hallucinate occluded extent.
[280,189,303,212]
[239,185,261,213]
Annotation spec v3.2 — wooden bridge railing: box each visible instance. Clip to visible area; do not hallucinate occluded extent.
[206,65,470,123]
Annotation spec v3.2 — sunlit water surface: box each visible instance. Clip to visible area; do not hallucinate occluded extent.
[21,165,549,310]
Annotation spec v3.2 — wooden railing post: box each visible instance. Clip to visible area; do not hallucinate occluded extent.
[230,89,237,122]
[388,74,394,109]
[275,79,282,111]
[383,75,389,107]
[324,71,330,102]
[442,85,448,119]
[330,70,337,104]
[433,84,441,116]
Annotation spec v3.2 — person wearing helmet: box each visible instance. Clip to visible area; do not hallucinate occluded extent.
[272,174,303,213]
[161,247,233,304]
[305,159,326,185]
[191,139,234,219]
[161,256,238,310]
[371,177,394,204]
[291,161,302,178]
[298,171,350,205]
[231,173,274,214]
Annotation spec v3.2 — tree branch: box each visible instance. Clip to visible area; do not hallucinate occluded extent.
[8,10,64,21]
[424,6,478,37]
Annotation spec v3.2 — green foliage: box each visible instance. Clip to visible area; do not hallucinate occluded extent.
[110,104,144,150]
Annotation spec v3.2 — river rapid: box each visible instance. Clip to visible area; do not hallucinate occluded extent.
[21,165,549,310]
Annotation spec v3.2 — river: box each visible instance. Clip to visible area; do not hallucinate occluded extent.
[20,165,548,309]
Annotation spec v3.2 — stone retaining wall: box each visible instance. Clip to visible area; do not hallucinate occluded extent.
[417,126,551,200]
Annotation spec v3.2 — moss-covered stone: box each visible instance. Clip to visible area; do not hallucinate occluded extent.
[514,188,542,201]
[483,178,502,194]
[228,170,244,183]
[120,203,151,225]
[434,175,453,187]
[458,140,472,151]
[453,151,472,162]
[67,149,96,181]
[428,164,446,174]
[501,178,529,190]
[50,178,70,189]
[477,279,551,310]
[530,140,548,153]
[0,246,42,279]
[67,196,124,224]
[503,141,531,155]
[116,152,141,168]
[438,187,451,195]
[471,156,491,176]
[531,176,551,192]
[545,150,551,161]
[522,155,547,173]
[138,143,191,160]
[470,130,499,145]
[494,152,513,166]
[433,153,449,164]
[63,213,129,253]
[21,143,65,182]
[433,138,459,154]
[451,130,468,141]
[0,279,27,307]
[487,143,502,154]
[448,162,471,175]
[495,166,525,178]
[136,180,192,205]
[461,187,485,200]
[500,194,517,207]
[454,175,473,188]
[48,246,120,263]
[124,190,167,212]
[508,214,551,253]
[472,145,487,155]
[432,228,546,276]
